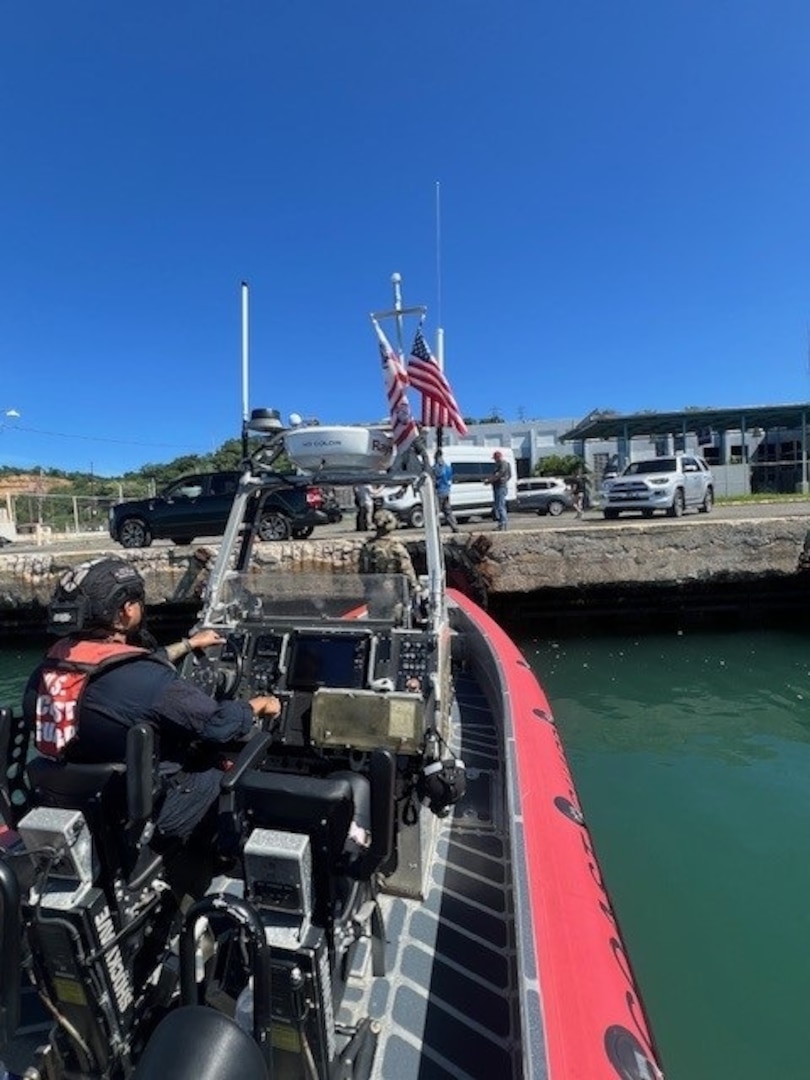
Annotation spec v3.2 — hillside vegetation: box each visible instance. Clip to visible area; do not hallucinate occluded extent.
[0,438,247,498]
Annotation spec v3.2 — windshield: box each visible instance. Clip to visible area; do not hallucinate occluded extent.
[203,567,414,627]
[623,458,676,475]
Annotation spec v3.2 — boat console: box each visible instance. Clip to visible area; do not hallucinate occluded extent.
[182,619,436,768]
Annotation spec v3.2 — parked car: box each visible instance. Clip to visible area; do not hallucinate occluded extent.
[109,470,341,548]
[514,477,575,517]
[602,454,714,519]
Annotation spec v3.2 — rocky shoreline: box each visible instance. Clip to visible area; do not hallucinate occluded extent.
[1,516,809,641]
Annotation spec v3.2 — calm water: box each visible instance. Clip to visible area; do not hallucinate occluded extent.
[4,628,810,1080]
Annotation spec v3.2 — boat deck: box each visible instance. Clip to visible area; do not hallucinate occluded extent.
[343,667,528,1080]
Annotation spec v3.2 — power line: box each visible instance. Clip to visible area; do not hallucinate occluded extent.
[9,424,201,452]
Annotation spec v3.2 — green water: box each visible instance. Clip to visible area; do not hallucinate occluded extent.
[519,627,810,1080]
[4,630,810,1079]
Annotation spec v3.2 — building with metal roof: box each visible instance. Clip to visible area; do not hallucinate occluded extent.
[435,402,810,497]
[560,403,810,444]
[559,403,810,495]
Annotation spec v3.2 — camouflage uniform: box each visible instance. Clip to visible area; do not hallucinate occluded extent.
[358,510,418,590]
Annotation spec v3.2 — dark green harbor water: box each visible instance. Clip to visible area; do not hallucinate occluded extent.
[4,628,810,1080]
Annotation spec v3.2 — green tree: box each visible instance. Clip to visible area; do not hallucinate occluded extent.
[533,454,585,479]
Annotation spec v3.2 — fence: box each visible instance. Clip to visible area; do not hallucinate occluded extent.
[4,492,146,538]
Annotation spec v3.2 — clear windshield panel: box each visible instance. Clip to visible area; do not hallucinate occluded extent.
[205,568,413,626]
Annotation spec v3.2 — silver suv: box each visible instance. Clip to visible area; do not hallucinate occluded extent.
[602,454,714,519]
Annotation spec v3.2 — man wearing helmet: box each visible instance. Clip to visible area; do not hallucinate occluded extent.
[358,510,418,587]
[23,557,281,852]
[358,510,419,621]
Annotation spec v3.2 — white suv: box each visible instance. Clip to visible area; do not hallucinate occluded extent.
[602,455,714,519]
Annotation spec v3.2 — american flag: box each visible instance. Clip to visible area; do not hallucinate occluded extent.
[407,325,468,435]
[373,319,419,451]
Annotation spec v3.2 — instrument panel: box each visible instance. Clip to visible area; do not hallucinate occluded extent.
[182,624,434,750]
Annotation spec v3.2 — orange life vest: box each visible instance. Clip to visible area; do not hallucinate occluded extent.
[33,639,151,759]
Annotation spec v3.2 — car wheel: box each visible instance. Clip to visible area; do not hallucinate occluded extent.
[699,488,714,514]
[603,509,619,520]
[258,512,292,541]
[292,526,314,539]
[667,489,685,518]
[118,518,152,548]
[171,537,192,546]
[408,507,425,528]
[547,499,565,517]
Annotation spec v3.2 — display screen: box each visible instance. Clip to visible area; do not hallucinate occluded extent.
[286,632,370,691]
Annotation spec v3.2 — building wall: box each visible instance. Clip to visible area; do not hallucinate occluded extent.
[435,417,805,495]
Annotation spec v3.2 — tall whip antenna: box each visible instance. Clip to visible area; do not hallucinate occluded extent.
[435,180,443,330]
[241,280,250,459]
[435,180,445,377]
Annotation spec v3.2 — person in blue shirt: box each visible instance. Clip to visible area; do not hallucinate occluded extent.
[431,449,460,533]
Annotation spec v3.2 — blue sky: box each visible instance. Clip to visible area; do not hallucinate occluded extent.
[2,1,810,476]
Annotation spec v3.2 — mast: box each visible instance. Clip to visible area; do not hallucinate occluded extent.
[391,272,405,357]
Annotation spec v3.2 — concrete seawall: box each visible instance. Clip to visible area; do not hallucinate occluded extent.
[1,515,809,639]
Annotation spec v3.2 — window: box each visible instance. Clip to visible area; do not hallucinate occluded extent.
[211,473,240,496]
[451,463,487,484]
[167,476,205,499]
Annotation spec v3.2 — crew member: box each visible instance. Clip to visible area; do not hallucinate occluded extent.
[23,557,281,850]
[358,510,419,619]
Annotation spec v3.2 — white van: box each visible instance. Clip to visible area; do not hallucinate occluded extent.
[382,446,518,527]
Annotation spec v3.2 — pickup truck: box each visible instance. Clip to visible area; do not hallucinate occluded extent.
[602,454,714,519]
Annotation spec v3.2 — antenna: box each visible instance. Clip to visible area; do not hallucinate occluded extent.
[241,281,249,459]
[435,181,446,449]
[391,272,405,356]
[435,181,445,374]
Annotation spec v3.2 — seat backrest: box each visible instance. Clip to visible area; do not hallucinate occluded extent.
[237,771,355,867]
[25,724,161,886]
[235,749,396,881]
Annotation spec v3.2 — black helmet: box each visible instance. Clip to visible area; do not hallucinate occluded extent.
[48,557,146,636]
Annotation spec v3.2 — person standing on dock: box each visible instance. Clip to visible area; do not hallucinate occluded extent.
[486,450,511,531]
[431,449,460,533]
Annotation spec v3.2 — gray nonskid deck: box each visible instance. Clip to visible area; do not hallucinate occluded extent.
[341,669,523,1080]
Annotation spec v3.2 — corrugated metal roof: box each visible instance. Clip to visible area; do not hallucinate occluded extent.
[561,403,810,441]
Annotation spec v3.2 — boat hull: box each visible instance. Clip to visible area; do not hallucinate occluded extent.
[448,589,663,1079]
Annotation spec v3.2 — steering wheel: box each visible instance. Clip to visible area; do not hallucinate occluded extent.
[186,634,244,700]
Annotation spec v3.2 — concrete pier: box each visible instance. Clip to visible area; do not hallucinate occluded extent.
[1,514,809,639]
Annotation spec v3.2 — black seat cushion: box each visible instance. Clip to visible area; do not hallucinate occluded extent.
[132,1006,268,1080]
